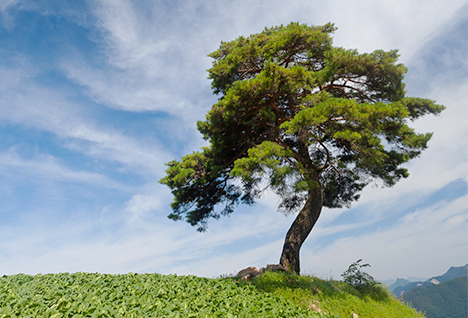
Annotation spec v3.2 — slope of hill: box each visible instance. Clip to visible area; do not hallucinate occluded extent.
[402,276,467,318]
[0,271,424,317]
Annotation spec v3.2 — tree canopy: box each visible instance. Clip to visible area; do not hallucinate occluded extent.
[159,22,445,274]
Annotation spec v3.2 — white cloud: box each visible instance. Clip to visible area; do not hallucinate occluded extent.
[0,0,19,11]
[124,184,164,222]
[168,239,285,278]
[91,0,173,71]
[0,148,127,190]
[60,0,468,143]
[324,0,467,57]
[60,58,185,113]
[59,0,212,116]
[301,194,468,280]
[0,201,285,275]
[0,0,466,281]
[0,64,171,176]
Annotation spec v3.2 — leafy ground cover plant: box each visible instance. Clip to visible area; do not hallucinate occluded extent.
[0,272,317,317]
[0,271,425,317]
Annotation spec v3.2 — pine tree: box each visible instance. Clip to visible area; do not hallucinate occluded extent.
[160,23,445,274]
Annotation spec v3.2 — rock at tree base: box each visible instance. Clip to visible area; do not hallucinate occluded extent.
[238,264,287,280]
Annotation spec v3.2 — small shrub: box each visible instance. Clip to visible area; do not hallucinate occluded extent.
[341,259,377,290]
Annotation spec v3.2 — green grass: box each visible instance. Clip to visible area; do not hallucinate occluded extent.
[0,271,424,317]
[235,271,426,318]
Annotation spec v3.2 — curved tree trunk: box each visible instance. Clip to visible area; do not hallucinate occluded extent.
[279,182,323,274]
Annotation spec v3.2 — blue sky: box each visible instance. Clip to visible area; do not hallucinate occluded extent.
[0,0,467,281]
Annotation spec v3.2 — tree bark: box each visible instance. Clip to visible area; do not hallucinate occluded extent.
[279,181,323,275]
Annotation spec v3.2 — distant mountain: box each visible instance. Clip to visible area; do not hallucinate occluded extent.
[389,278,411,292]
[391,264,467,296]
[407,276,427,282]
[402,276,467,318]
[384,276,426,288]
[382,278,396,286]
[432,264,468,283]
[393,281,430,296]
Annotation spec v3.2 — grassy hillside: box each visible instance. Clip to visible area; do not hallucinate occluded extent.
[402,276,467,318]
[0,271,424,317]
[246,271,424,317]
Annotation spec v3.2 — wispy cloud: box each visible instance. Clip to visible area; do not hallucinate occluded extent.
[302,193,468,280]
[0,0,466,281]
[0,148,127,190]
[0,199,289,275]
[0,0,19,12]
[60,0,468,143]
[0,64,171,176]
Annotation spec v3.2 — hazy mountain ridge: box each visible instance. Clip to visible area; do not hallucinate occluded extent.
[383,276,426,288]
[432,264,468,282]
[402,275,467,318]
[389,264,467,296]
[388,278,412,291]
